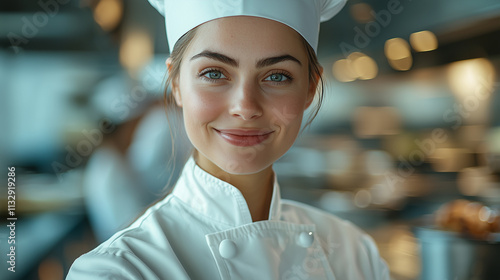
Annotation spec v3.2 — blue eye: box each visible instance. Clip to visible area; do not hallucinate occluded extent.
[202,70,226,80]
[265,73,290,83]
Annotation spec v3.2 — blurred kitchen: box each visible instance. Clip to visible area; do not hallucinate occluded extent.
[1,0,500,279]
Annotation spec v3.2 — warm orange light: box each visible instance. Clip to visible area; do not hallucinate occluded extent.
[385,38,411,60]
[94,0,123,31]
[352,55,378,80]
[388,56,412,71]
[447,58,495,100]
[350,3,374,23]
[119,30,153,72]
[332,59,357,82]
[333,52,378,82]
[410,30,438,52]
[385,38,413,71]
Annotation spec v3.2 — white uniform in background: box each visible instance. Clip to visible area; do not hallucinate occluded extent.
[82,147,149,242]
[67,157,389,279]
[127,106,191,196]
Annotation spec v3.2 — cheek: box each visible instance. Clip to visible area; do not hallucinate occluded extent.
[181,83,226,125]
[268,93,308,131]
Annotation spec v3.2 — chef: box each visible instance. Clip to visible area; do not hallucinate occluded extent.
[67,0,390,279]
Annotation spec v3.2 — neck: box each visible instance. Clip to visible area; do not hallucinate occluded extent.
[195,153,275,222]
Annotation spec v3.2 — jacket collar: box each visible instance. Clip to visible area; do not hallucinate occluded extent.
[172,157,282,227]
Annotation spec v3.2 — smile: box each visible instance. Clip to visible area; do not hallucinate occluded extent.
[214,128,274,147]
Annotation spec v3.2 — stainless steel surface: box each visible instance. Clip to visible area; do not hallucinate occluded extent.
[414,217,500,280]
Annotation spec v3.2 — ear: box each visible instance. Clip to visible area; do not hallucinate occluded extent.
[166,57,182,107]
[305,65,323,110]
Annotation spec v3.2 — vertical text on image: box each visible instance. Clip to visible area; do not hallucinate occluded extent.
[6,167,17,273]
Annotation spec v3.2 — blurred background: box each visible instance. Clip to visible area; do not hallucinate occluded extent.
[1,0,500,279]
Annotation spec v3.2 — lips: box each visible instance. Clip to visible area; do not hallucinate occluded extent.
[214,128,274,147]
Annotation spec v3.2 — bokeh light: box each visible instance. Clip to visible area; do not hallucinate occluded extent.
[447,58,495,100]
[385,38,413,71]
[409,30,438,52]
[332,58,357,82]
[93,0,123,31]
[352,55,378,80]
[333,52,378,82]
[350,3,374,23]
[119,30,153,73]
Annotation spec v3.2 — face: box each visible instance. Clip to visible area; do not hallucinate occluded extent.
[170,16,318,175]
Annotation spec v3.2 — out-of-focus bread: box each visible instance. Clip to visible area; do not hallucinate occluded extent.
[435,199,499,239]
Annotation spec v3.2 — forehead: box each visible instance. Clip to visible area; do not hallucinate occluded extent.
[185,16,307,62]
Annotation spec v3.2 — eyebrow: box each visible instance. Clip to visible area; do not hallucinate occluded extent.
[190,50,302,68]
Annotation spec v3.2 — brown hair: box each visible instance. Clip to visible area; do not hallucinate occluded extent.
[164,28,199,106]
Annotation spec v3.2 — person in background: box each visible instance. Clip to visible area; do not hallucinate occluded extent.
[83,73,189,242]
[68,0,390,279]
[82,72,151,242]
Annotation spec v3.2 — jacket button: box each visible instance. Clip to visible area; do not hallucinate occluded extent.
[219,239,237,258]
[298,232,314,248]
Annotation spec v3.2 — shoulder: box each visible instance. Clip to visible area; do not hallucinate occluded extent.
[67,248,156,280]
[67,195,190,280]
[281,199,390,280]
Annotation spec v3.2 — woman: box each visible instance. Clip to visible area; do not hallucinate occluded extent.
[67,0,389,279]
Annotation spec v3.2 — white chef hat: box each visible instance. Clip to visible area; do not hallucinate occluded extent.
[148,0,346,53]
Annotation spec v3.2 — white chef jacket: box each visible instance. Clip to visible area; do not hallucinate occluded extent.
[67,157,389,280]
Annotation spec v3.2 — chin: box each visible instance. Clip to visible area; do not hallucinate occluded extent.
[214,155,273,175]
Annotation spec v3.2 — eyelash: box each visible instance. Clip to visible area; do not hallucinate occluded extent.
[198,68,226,83]
[198,68,294,84]
[266,71,294,84]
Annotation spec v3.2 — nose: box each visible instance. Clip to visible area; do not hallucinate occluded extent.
[228,82,263,120]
